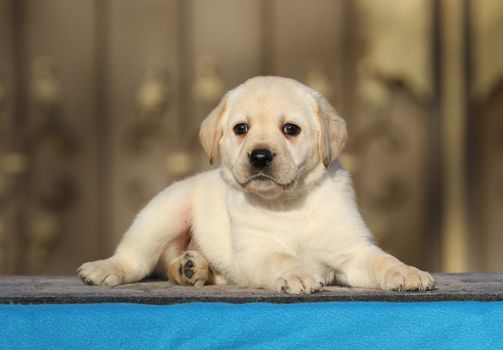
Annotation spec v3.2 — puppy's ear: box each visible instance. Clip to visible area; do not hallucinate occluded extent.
[314,93,347,168]
[199,93,229,165]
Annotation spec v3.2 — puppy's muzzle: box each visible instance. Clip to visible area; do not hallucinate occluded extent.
[249,149,274,169]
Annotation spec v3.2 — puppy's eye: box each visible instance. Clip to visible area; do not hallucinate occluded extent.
[283,123,301,136]
[233,123,249,135]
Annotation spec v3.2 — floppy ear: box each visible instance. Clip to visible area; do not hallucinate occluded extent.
[199,93,229,165]
[314,93,348,168]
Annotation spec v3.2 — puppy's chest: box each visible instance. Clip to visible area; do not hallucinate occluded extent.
[227,194,316,242]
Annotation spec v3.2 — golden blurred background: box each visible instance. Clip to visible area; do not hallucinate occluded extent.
[0,0,502,275]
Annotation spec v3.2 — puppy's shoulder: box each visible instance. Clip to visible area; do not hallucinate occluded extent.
[326,160,353,188]
[186,168,228,200]
[304,161,354,208]
[188,168,226,188]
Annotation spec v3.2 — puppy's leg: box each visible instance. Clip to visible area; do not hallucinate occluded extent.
[270,254,324,294]
[319,186,435,291]
[336,245,435,291]
[166,251,212,287]
[78,180,193,286]
[238,251,324,294]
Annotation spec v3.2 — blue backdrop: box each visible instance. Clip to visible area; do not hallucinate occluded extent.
[1,301,502,349]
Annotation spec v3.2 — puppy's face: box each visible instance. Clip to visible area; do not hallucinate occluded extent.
[200,77,347,200]
[220,82,319,197]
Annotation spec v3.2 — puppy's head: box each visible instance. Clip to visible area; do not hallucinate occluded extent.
[199,76,347,199]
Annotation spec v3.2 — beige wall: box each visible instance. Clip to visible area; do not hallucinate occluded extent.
[0,0,502,274]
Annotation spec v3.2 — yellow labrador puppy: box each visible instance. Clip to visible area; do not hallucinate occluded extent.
[78,76,435,294]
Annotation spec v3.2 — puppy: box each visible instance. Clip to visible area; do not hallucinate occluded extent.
[78,76,435,294]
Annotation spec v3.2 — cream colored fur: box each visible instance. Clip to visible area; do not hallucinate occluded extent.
[78,76,434,294]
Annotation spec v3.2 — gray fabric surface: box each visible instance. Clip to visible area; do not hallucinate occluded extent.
[1,273,502,304]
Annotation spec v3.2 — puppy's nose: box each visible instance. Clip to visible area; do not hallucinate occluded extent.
[249,149,274,169]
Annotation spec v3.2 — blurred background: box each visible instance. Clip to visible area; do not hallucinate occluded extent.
[0,0,502,275]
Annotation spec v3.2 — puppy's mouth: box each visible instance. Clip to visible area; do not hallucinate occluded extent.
[240,173,296,190]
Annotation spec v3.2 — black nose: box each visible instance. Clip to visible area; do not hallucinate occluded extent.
[249,149,274,169]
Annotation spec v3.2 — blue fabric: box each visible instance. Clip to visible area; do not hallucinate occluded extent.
[0,302,502,349]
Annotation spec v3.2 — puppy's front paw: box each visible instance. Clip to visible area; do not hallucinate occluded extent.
[381,264,435,291]
[77,259,125,287]
[167,251,210,286]
[274,272,323,294]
